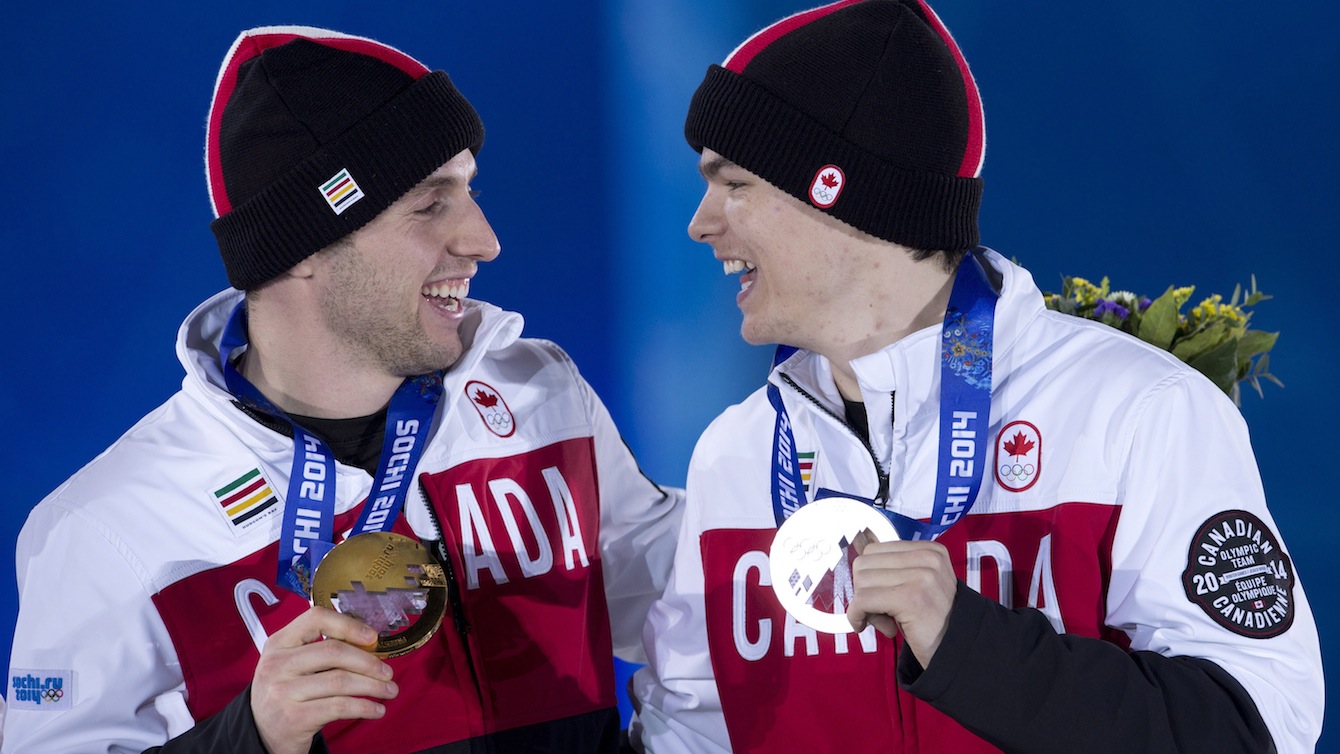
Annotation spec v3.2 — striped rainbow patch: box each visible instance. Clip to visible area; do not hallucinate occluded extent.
[213,468,278,528]
[798,451,816,495]
[320,168,364,215]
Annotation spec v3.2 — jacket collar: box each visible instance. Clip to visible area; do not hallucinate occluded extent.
[767,250,1045,467]
[175,288,526,445]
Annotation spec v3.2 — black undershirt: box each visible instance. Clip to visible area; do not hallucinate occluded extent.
[842,397,869,442]
[287,409,387,475]
[238,402,387,476]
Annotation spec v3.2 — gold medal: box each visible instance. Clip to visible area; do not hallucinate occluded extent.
[311,531,448,658]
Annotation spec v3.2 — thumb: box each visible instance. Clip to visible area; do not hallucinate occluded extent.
[851,527,877,556]
[846,602,869,634]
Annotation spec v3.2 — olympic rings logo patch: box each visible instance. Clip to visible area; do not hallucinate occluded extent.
[994,420,1041,493]
[465,380,516,438]
[998,462,1036,484]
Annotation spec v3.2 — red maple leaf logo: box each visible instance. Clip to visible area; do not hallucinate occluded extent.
[472,389,498,408]
[1003,431,1034,458]
[820,172,839,189]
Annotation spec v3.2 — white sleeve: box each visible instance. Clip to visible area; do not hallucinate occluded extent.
[1106,374,1323,752]
[3,500,192,754]
[569,363,685,663]
[629,440,732,753]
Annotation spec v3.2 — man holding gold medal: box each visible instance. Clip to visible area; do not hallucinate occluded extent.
[632,1,1323,752]
[4,27,682,754]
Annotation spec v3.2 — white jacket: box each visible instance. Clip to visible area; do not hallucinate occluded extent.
[5,289,683,753]
[635,251,1321,753]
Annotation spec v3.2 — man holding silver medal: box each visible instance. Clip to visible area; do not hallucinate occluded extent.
[632,1,1322,751]
[4,27,682,754]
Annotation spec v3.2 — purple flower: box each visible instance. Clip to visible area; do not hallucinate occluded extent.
[1139,297,1153,311]
[1093,299,1130,321]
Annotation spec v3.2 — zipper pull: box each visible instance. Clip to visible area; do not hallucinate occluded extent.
[431,537,449,566]
[876,472,890,506]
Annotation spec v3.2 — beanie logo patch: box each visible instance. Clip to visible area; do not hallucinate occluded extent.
[320,168,365,215]
[808,165,845,209]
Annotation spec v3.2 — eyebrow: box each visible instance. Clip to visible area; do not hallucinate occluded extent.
[699,155,740,180]
[409,169,479,195]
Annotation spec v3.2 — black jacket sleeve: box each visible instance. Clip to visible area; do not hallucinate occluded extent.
[897,581,1275,754]
[142,686,328,754]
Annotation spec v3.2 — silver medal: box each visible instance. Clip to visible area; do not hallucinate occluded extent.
[768,496,900,634]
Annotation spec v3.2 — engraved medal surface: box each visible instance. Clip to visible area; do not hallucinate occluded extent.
[768,497,900,634]
[311,531,448,657]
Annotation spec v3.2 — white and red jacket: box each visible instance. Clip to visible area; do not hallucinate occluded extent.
[634,251,1322,753]
[4,289,683,753]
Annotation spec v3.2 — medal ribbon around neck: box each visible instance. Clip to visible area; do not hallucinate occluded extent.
[769,250,998,541]
[218,301,444,597]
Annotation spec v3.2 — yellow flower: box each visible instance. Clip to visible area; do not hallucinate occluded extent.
[1069,277,1104,306]
[1189,295,1246,328]
[1192,294,1223,319]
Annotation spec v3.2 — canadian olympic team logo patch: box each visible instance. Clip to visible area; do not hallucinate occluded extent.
[808,165,845,208]
[465,380,515,438]
[1182,510,1294,639]
[994,420,1040,492]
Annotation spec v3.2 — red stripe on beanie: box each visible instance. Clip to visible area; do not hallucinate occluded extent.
[911,0,985,178]
[205,28,432,217]
[723,0,864,73]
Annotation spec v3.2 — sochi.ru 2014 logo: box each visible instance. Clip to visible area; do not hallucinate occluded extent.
[994,420,1041,493]
[10,670,72,710]
[465,380,516,438]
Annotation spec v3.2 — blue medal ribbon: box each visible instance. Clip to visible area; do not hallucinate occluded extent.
[768,385,806,522]
[769,251,998,541]
[218,301,443,597]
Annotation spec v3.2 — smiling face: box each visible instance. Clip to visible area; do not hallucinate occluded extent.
[314,148,500,378]
[688,149,882,352]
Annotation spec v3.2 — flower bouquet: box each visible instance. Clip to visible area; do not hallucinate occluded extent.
[1044,276,1280,406]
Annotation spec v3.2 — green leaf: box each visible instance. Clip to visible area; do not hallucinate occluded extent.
[1237,329,1278,359]
[1187,338,1241,396]
[1254,354,1284,388]
[1136,286,1180,350]
[1172,321,1232,362]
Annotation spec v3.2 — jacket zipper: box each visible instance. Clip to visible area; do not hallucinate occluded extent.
[420,486,483,696]
[778,373,892,504]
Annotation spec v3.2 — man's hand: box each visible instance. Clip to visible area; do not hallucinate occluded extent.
[250,606,398,754]
[845,533,957,668]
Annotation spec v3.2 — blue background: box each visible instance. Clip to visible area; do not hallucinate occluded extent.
[3,0,1336,747]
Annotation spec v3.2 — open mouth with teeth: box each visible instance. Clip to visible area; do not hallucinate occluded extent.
[421,280,470,313]
[722,259,757,292]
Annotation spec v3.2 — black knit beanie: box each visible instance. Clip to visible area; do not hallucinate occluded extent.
[205,26,485,290]
[685,0,985,251]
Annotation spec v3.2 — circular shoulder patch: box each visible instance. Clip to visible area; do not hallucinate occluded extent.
[1182,510,1294,639]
